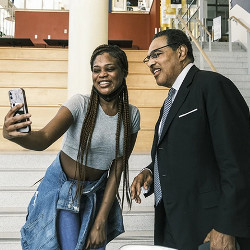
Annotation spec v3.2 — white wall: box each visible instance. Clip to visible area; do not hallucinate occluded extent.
[229,3,250,49]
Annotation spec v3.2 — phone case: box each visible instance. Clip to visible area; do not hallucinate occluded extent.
[8,88,31,133]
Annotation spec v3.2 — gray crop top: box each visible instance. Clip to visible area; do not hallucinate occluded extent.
[61,94,140,170]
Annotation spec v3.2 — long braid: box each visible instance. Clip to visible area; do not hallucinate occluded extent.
[121,83,131,208]
[114,83,131,209]
[75,89,99,200]
[114,96,123,202]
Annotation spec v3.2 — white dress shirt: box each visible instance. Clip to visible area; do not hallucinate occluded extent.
[158,63,194,135]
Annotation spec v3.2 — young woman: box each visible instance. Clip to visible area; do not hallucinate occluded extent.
[3,44,140,250]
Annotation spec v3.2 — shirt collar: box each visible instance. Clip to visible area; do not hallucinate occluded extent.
[172,63,194,92]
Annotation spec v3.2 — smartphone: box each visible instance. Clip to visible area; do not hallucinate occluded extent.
[8,88,31,133]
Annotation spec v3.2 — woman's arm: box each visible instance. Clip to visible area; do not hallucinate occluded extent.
[3,104,73,151]
[85,132,138,249]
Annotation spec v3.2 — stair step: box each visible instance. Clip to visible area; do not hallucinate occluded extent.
[0,153,151,170]
[234,82,250,89]
[0,47,68,61]
[0,59,68,73]
[0,205,154,232]
[194,55,248,62]
[226,74,250,82]
[202,61,248,69]
[0,169,151,187]
[0,72,67,88]
[0,152,154,208]
[192,42,246,52]
[0,231,154,250]
[0,87,67,106]
[108,231,154,250]
[0,186,154,208]
[194,51,247,58]
[201,67,248,75]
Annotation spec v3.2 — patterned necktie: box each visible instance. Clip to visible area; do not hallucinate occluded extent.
[154,87,176,205]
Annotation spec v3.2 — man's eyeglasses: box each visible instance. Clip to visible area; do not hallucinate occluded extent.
[143,43,177,64]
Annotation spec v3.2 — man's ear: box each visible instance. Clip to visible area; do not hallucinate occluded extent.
[178,45,188,61]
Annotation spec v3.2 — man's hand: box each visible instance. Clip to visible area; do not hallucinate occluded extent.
[204,229,236,250]
[131,169,153,204]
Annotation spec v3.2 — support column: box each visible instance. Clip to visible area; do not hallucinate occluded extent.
[68,0,109,97]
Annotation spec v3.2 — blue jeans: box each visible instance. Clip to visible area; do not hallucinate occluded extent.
[21,153,124,250]
[57,209,105,250]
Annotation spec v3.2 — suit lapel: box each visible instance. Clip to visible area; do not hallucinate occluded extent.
[158,65,199,145]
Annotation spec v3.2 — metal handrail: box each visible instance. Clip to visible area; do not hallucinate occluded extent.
[195,17,212,39]
[229,16,250,51]
[177,14,217,72]
[173,3,199,30]
[181,0,197,20]
[229,16,250,32]
[228,16,250,74]
[195,17,212,51]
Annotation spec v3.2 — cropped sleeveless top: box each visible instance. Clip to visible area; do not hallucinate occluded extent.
[61,94,140,170]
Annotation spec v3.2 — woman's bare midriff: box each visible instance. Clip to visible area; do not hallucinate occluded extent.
[59,151,107,181]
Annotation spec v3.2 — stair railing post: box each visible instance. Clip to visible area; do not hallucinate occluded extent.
[208,34,211,51]
[0,9,2,36]
[11,7,14,37]
[200,51,204,70]
[228,18,232,52]
[194,21,197,38]
[247,30,250,74]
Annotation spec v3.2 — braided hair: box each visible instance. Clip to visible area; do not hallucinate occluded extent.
[76,44,132,208]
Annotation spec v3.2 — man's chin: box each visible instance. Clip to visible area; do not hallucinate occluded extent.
[156,81,168,88]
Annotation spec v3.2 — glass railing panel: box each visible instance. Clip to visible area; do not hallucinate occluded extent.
[11,0,69,10]
[0,7,15,37]
[111,0,153,13]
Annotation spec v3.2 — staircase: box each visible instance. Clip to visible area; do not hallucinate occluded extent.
[193,41,250,108]
[0,153,154,250]
[0,42,249,249]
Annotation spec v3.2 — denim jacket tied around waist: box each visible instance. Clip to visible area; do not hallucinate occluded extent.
[20,153,124,250]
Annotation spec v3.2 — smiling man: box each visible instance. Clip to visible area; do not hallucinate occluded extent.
[131,29,250,249]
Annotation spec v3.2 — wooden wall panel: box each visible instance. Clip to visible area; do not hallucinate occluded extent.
[0,106,60,128]
[133,130,154,153]
[0,73,67,88]
[139,107,161,129]
[0,60,68,73]
[0,88,67,106]
[0,47,169,153]
[128,89,169,108]
[0,129,63,151]
[0,47,68,60]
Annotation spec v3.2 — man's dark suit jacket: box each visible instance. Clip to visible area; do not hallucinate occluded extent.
[147,65,250,249]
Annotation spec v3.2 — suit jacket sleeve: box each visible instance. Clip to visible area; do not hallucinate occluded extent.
[201,71,250,236]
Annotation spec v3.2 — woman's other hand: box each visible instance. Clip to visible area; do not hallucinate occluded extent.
[85,219,106,249]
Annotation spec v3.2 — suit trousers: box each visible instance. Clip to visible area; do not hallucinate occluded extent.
[154,199,177,248]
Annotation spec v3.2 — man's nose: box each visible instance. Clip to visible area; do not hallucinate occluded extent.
[147,57,156,67]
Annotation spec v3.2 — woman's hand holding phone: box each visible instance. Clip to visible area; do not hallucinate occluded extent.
[3,88,32,140]
[3,103,32,140]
